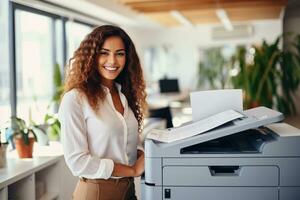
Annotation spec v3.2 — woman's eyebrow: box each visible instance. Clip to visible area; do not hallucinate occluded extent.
[100,48,125,52]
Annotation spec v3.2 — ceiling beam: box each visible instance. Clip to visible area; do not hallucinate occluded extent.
[120,0,287,12]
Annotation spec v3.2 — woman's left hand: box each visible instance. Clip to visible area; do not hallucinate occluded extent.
[137,150,144,159]
[133,153,144,177]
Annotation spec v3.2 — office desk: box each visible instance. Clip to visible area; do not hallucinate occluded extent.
[147,90,189,109]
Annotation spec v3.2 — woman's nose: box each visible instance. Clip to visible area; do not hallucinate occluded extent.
[107,53,116,65]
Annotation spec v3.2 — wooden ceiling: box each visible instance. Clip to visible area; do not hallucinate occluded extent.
[117,0,287,27]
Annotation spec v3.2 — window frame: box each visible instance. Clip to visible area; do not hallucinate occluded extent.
[8,2,95,117]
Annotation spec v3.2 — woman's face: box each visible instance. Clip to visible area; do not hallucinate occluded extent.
[97,36,126,82]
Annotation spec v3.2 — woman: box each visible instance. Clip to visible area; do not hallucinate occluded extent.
[58,25,147,200]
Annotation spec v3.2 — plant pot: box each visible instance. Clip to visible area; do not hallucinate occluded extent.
[249,101,261,109]
[14,138,35,158]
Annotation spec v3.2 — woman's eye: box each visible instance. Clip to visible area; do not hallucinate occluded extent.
[100,52,109,56]
[116,52,125,57]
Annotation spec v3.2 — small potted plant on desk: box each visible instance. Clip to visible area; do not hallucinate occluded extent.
[5,116,37,158]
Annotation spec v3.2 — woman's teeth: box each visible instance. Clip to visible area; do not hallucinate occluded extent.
[104,66,117,71]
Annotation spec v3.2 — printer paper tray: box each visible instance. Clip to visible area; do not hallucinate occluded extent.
[163,165,279,186]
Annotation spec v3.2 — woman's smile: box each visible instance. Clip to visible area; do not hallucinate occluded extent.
[103,65,119,71]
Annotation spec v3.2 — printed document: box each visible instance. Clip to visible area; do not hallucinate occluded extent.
[146,109,244,143]
[190,89,243,121]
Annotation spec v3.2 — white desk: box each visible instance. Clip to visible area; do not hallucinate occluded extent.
[147,90,190,109]
[0,143,77,200]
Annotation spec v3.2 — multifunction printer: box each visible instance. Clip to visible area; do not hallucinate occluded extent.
[142,107,300,200]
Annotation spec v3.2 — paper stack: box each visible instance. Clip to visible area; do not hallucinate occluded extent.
[146,109,244,143]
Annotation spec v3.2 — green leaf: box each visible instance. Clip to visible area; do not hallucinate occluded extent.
[229,34,300,114]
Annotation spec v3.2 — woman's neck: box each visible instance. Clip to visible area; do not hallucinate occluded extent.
[101,80,117,93]
[101,80,114,90]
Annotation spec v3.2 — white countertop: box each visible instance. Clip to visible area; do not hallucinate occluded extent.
[0,156,62,188]
[0,142,64,188]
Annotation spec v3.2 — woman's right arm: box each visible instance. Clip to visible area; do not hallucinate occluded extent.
[59,91,114,180]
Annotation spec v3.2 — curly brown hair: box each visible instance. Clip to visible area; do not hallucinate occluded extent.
[64,25,147,132]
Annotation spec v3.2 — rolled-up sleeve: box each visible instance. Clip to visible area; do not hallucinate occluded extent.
[58,90,114,179]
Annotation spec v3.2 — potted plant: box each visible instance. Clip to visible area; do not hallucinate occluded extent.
[33,63,63,142]
[198,47,232,89]
[44,63,63,141]
[52,63,64,109]
[231,34,300,115]
[5,116,37,158]
[44,113,61,141]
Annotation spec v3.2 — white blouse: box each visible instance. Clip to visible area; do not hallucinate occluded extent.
[58,84,143,179]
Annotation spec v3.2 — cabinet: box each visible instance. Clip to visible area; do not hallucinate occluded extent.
[0,156,61,200]
[0,154,78,200]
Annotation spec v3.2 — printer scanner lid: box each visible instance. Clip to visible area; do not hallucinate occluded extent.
[147,106,284,147]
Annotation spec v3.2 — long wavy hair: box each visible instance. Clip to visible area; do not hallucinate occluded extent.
[64,25,147,132]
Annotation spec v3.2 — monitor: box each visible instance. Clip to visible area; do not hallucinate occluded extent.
[159,79,180,93]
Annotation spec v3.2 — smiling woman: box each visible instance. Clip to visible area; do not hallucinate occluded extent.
[98,36,126,82]
[59,25,147,200]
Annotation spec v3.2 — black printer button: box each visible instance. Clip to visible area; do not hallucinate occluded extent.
[165,188,171,199]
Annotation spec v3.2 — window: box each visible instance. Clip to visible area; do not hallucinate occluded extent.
[66,21,92,61]
[15,10,54,124]
[0,0,10,125]
[6,3,95,125]
[55,19,64,68]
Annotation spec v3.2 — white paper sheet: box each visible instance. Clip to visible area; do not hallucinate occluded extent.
[190,89,243,121]
[146,109,244,143]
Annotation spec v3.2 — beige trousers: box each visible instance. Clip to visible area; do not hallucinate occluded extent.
[72,177,137,200]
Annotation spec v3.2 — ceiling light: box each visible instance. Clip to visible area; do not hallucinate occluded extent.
[216,9,233,31]
[170,10,193,27]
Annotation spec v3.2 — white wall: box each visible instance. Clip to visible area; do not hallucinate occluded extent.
[124,20,282,90]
